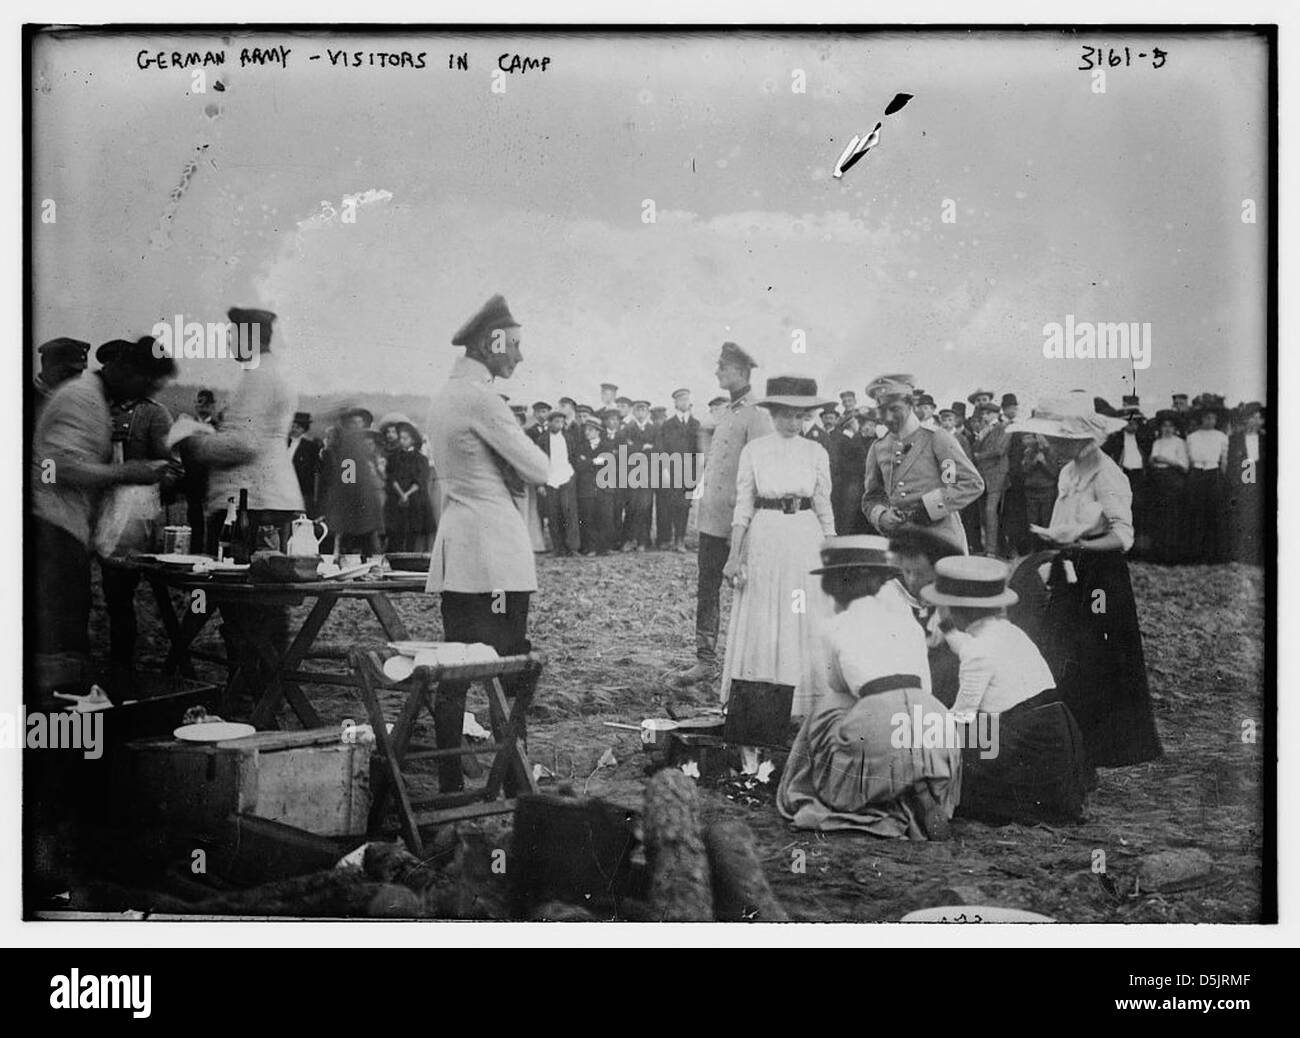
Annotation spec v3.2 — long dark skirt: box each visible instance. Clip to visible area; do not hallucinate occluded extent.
[1146,466,1188,564]
[1185,469,1226,563]
[1225,477,1264,564]
[1042,549,1162,767]
[955,691,1091,825]
[1123,469,1151,559]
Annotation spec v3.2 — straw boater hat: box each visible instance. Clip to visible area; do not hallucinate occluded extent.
[967,388,995,405]
[921,555,1019,609]
[756,375,836,411]
[1006,394,1127,443]
[809,535,901,575]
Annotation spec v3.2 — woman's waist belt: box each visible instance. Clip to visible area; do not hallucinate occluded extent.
[755,496,813,514]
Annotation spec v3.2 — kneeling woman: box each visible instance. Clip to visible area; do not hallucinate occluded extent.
[923,555,1090,825]
[777,536,959,840]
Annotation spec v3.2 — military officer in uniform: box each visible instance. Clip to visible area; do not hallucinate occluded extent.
[425,294,550,792]
[670,341,773,690]
[862,374,984,554]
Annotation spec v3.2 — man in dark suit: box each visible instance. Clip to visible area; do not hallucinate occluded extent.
[801,407,831,452]
[526,401,551,448]
[1102,397,1155,556]
[537,409,581,555]
[619,399,657,550]
[287,411,321,515]
[829,408,873,534]
[1224,401,1264,564]
[655,388,700,551]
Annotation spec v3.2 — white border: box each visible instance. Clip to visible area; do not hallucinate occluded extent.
[2,0,1292,950]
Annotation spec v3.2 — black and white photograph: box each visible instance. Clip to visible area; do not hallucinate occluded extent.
[10,7,1285,963]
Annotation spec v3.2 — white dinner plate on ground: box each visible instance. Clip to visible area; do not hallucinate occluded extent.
[900,906,1055,923]
[173,721,256,742]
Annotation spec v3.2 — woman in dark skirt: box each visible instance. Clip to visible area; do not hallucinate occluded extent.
[384,422,436,552]
[1145,412,1190,564]
[1008,396,1162,769]
[922,555,1090,826]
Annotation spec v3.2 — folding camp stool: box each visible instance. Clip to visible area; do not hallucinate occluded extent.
[349,649,544,857]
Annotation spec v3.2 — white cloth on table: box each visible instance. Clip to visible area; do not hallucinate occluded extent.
[721,433,835,716]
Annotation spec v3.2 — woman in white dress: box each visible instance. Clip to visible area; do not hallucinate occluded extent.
[720,376,837,771]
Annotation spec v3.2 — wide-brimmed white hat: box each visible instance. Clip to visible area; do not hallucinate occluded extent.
[1005,394,1127,443]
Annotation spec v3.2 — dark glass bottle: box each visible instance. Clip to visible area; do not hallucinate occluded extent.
[217,496,238,562]
[233,488,252,564]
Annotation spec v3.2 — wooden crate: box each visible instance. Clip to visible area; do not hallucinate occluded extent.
[120,728,371,837]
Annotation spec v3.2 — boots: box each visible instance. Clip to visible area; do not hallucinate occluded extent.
[670,634,718,689]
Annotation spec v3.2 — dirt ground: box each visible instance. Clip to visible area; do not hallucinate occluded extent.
[99,551,1268,923]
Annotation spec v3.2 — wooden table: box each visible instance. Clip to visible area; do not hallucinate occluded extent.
[107,559,431,729]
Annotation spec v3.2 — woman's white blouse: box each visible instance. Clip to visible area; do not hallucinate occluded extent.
[1051,449,1135,552]
[1149,435,1189,471]
[732,433,835,534]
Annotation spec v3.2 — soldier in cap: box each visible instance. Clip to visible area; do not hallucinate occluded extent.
[861,375,984,554]
[839,389,858,413]
[31,337,90,424]
[670,341,773,691]
[425,294,549,792]
[599,382,618,409]
[180,307,302,536]
[98,337,185,683]
[174,308,306,702]
[31,337,176,687]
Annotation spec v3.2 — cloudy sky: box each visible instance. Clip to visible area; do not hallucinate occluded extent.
[32,28,1269,413]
